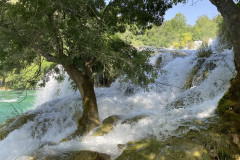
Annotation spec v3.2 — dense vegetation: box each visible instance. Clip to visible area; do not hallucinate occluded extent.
[119,13,221,49]
[0,12,222,90]
[0,0,185,135]
[0,60,54,90]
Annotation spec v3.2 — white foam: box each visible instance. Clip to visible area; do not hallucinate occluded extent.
[0,43,235,160]
[0,98,18,103]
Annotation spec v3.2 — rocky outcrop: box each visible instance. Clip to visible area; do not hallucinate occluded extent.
[121,115,148,124]
[183,58,216,90]
[29,150,110,160]
[15,156,35,160]
[0,112,36,140]
[93,115,121,136]
[116,122,240,160]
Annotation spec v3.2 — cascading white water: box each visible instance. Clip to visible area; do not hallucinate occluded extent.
[0,39,236,160]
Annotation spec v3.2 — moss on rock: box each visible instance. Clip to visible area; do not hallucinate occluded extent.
[121,115,148,124]
[116,138,164,160]
[116,123,240,160]
[217,91,237,115]
[183,59,216,91]
[183,59,206,90]
[217,73,240,134]
[116,137,211,160]
[93,115,121,136]
[0,112,36,140]
[32,150,110,160]
[15,156,35,160]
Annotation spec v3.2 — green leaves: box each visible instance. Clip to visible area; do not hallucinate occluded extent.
[0,0,185,89]
[119,13,220,49]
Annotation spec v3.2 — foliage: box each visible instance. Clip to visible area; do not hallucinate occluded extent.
[1,59,54,89]
[0,0,185,89]
[193,15,218,41]
[196,44,213,58]
[119,13,220,49]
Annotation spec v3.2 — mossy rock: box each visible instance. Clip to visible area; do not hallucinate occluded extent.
[156,142,210,160]
[185,128,240,159]
[0,112,36,140]
[0,117,15,140]
[218,110,240,133]
[183,59,206,90]
[15,156,35,160]
[217,74,240,134]
[116,123,240,160]
[168,99,185,109]
[116,138,210,160]
[183,59,217,91]
[32,150,110,160]
[155,56,162,68]
[121,115,148,124]
[217,91,237,116]
[116,138,165,160]
[93,115,121,136]
[172,51,188,58]
[62,115,121,141]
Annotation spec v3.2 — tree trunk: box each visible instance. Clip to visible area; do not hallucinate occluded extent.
[209,0,240,132]
[63,64,100,136]
[209,0,240,70]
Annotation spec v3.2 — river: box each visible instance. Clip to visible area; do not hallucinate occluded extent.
[0,90,36,124]
[0,40,236,159]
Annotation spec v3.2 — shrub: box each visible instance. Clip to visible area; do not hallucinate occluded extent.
[196,43,213,58]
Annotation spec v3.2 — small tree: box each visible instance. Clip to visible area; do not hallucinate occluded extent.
[0,0,183,135]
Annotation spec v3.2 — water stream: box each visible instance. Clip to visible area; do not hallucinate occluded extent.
[0,40,235,160]
[0,90,36,124]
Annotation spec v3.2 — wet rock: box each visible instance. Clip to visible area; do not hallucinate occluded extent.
[233,134,239,145]
[183,59,206,90]
[209,149,217,159]
[157,142,209,160]
[16,156,35,160]
[93,115,121,136]
[155,56,162,68]
[0,112,36,140]
[33,150,110,160]
[117,122,240,160]
[116,138,210,160]
[167,90,203,109]
[183,59,217,91]
[121,115,148,124]
[116,138,164,160]
[124,86,135,95]
[117,144,126,151]
[168,99,185,109]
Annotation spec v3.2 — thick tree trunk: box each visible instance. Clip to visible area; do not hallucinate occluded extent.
[209,0,240,70]
[63,64,100,136]
[209,0,240,132]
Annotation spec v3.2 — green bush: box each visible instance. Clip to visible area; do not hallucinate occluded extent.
[197,44,213,58]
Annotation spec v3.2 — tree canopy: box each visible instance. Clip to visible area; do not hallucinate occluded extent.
[0,0,185,135]
[0,0,183,88]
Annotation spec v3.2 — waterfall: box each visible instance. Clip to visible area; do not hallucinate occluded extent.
[0,39,235,160]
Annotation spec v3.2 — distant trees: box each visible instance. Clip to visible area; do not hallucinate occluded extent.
[0,60,54,90]
[119,13,220,49]
[192,15,218,41]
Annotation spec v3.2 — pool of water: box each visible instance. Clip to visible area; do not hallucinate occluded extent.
[0,90,36,124]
